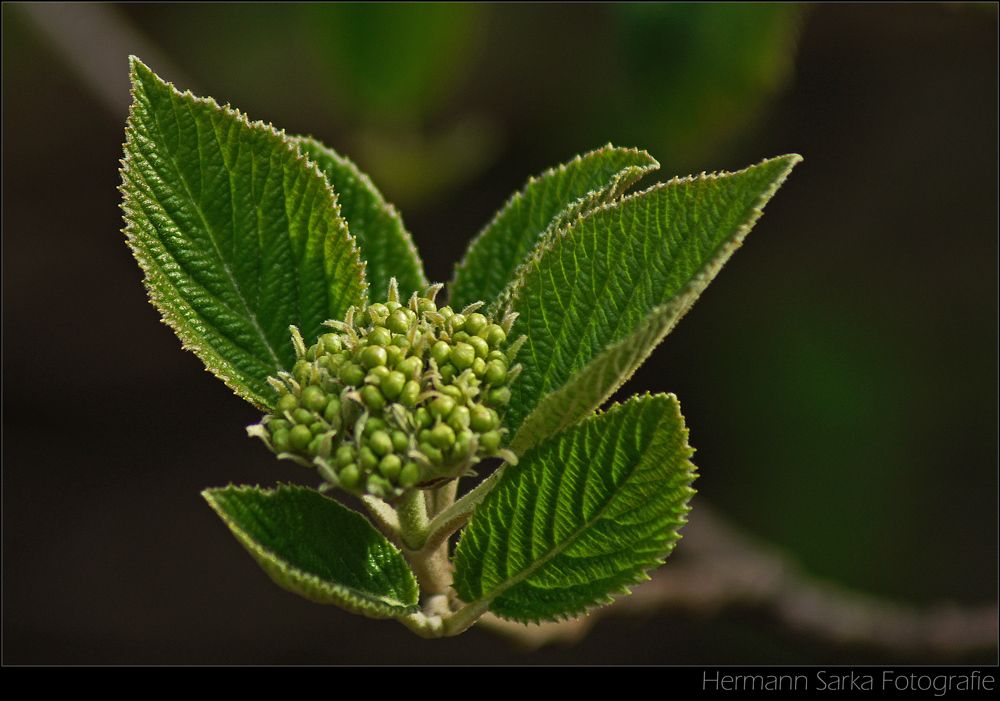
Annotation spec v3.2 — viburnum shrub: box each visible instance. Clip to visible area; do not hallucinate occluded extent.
[120,57,800,638]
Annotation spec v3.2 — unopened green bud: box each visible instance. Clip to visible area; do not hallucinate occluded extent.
[486,324,506,347]
[271,429,291,453]
[455,429,474,456]
[368,326,392,347]
[414,407,432,429]
[391,430,409,453]
[480,430,502,453]
[364,417,387,435]
[269,418,291,434]
[430,395,457,418]
[339,464,361,489]
[289,424,312,451]
[301,385,327,412]
[339,362,365,387]
[417,297,436,314]
[452,342,475,370]
[307,434,323,456]
[466,313,488,336]
[472,357,487,378]
[486,387,511,406]
[399,380,421,407]
[320,333,342,355]
[448,405,471,431]
[379,454,402,481]
[359,446,378,471]
[335,445,356,467]
[470,405,496,433]
[431,340,451,366]
[360,384,386,411]
[399,462,421,488]
[396,356,421,380]
[382,371,406,400]
[292,408,314,425]
[441,385,464,402]
[366,366,390,384]
[385,344,405,368]
[361,345,387,369]
[277,393,298,414]
[369,430,394,457]
[484,359,507,386]
[468,336,489,359]
[365,303,389,326]
[430,423,456,449]
[421,443,443,465]
[439,363,457,383]
[387,309,410,334]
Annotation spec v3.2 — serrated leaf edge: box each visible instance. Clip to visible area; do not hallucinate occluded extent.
[451,144,658,314]
[203,484,419,619]
[120,57,368,410]
[503,153,803,440]
[457,393,696,624]
[289,134,429,299]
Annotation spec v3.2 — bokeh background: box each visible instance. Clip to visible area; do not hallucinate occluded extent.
[4,3,996,664]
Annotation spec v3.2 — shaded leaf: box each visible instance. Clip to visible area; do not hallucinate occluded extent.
[120,57,366,410]
[453,393,696,622]
[449,145,659,312]
[503,154,802,445]
[204,484,420,618]
[292,135,428,301]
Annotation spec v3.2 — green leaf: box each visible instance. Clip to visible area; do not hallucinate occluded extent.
[291,135,428,301]
[203,484,420,618]
[449,145,659,312]
[452,393,696,622]
[120,57,367,410]
[504,154,802,448]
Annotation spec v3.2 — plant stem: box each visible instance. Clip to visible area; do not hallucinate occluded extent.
[393,488,451,599]
[395,488,429,550]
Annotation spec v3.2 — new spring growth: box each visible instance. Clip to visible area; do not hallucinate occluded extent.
[248,279,523,502]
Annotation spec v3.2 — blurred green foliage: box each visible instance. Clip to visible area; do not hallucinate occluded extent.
[611,3,803,167]
[120,3,802,209]
[300,3,483,126]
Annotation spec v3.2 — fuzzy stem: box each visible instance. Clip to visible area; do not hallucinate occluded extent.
[395,488,429,551]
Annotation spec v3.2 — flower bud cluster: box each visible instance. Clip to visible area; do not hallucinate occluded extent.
[249,280,523,501]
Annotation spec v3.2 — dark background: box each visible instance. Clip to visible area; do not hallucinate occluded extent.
[4,3,996,664]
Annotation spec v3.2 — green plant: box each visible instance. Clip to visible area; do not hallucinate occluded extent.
[119,56,800,639]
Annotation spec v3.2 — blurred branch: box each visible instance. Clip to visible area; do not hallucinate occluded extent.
[478,502,998,654]
[14,2,193,120]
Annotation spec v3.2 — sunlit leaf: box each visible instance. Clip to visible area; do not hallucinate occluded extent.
[453,393,696,622]
[120,57,366,410]
[204,484,419,618]
[503,154,802,447]
[450,145,658,312]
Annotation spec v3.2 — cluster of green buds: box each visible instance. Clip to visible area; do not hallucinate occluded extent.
[248,279,523,501]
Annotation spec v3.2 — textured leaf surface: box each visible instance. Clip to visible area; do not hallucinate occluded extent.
[453,393,696,622]
[292,135,427,301]
[449,145,659,312]
[504,154,801,445]
[204,484,419,618]
[120,57,366,410]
